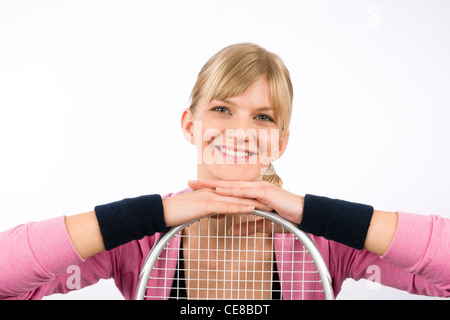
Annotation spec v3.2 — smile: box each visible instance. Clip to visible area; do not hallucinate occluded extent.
[215,146,256,158]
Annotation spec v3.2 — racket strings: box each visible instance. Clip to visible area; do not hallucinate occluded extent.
[144,214,326,300]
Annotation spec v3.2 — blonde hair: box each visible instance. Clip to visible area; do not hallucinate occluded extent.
[189,43,293,187]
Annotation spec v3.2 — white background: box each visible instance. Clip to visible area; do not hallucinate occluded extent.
[0,1,449,300]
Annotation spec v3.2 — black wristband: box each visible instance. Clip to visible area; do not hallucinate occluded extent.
[94,194,166,250]
[299,194,374,250]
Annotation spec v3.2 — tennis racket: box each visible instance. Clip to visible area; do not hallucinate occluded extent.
[134,210,334,300]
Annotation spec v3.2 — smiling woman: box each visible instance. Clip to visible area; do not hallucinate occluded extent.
[1,43,450,301]
[183,78,287,183]
[182,43,292,186]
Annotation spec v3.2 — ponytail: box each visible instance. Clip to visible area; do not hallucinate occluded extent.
[262,163,283,188]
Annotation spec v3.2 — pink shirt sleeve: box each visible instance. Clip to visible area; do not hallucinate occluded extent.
[380,211,450,293]
[324,211,450,298]
[0,216,84,299]
[0,190,180,300]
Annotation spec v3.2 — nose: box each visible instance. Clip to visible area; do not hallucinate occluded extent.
[224,117,256,147]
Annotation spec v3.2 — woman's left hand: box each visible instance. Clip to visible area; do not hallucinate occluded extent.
[187,179,305,227]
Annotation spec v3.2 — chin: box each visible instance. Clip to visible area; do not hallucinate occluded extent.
[203,164,264,181]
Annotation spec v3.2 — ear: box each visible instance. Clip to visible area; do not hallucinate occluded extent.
[277,129,290,159]
[181,108,195,145]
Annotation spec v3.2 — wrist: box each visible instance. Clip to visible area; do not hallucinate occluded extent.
[299,194,374,250]
[291,195,304,225]
[95,194,166,250]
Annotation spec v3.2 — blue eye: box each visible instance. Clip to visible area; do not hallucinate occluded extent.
[212,106,229,113]
[256,114,275,122]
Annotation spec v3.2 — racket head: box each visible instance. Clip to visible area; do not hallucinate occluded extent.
[135,210,334,300]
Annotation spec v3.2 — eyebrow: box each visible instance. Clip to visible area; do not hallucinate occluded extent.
[220,99,274,112]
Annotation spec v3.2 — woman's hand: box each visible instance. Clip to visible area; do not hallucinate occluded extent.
[162,187,273,227]
[187,179,305,231]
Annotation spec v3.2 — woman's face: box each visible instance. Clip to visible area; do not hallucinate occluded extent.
[182,77,289,181]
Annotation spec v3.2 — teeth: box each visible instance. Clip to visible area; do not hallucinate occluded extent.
[219,147,249,157]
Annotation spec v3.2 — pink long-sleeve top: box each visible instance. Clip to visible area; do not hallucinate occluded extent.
[1,188,449,300]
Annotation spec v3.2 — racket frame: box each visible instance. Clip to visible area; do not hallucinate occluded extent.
[134,209,334,300]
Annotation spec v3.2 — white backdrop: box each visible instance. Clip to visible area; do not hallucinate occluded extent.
[1,1,449,300]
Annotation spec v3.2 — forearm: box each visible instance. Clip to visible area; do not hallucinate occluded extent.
[299,194,398,255]
[65,195,166,259]
[65,189,266,259]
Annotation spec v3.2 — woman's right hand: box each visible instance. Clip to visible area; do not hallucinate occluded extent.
[162,186,273,227]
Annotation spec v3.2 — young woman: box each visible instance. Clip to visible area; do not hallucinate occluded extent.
[0,43,449,300]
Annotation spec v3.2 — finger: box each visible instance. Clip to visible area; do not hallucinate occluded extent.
[215,187,274,212]
[189,179,267,190]
[188,180,216,190]
[215,186,266,201]
[210,203,256,215]
[212,193,273,212]
[189,180,274,210]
